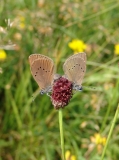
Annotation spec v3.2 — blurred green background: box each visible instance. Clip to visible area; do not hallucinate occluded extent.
[0,0,119,160]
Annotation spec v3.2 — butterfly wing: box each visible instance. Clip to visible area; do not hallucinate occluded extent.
[29,54,55,91]
[63,53,86,85]
[64,52,86,63]
[29,54,49,65]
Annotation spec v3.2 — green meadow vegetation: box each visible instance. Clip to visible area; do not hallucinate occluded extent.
[0,0,119,159]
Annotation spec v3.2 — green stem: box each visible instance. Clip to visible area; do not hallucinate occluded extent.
[101,103,119,160]
[100,80,119,132]
[59,109,65,160]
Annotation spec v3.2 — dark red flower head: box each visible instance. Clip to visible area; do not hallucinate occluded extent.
[51,77,73,109]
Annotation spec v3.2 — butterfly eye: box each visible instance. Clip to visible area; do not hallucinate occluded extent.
[78,86,83,91]
[73,84,83,91]
[40,90,44,95]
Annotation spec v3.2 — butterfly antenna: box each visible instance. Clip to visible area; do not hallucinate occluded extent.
[31,95,35,102]
[31,89,41,102]
[83,86,103,91]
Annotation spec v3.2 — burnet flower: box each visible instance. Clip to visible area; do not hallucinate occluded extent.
[51,77,73,109]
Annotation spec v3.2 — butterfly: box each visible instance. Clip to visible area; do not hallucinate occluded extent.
[29,53,86,94]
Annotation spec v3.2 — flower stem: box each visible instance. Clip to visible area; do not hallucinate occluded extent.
[59,109,65,160]
[101,103,119,160]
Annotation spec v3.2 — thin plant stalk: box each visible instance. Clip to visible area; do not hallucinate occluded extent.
[59,109,65,160]
[101,103,119,160]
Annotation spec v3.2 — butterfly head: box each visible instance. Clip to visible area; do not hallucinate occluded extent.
[73,83,83,91]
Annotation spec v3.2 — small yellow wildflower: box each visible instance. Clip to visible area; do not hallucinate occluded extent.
[90,133,106,153]
[65,150,76,160]
[68,39,87,53]
[65,150,70,159]
[19,23,25,29]
[19,16,26,30]
[0,49,7,61]
[91,133,106,146]
[19,16,25,22]
[71,155,76,160]
[90,94,98,109]
[114,44,119,55]
[104,82,114,91]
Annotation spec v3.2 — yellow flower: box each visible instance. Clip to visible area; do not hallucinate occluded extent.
[65,150,70,159]
[91,133,106,146]
[19,23,25,29]
[65,150,76,160]
[19,16,26,30]
[90,94,98,109]
[68,39,87,53]
[19,16,25,22]
[0,49,7,61]
[104,82,114,91]
[114,44,119,55]
[95,133,103,145]
[71,155,76,160]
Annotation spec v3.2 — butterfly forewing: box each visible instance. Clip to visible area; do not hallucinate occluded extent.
[29,54,53,65]
[64,52,86,64]
[63,53,86,85]
[78,52,86,61]
[29,54,55,92]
